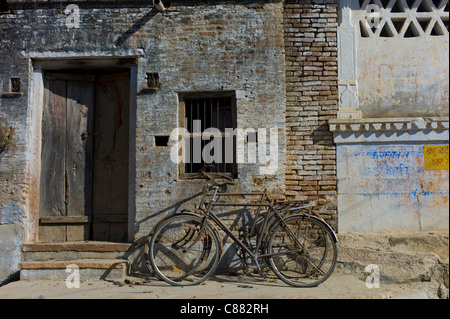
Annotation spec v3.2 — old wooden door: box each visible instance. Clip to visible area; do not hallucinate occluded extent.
[39,73,95,242]
[92,72,130,242]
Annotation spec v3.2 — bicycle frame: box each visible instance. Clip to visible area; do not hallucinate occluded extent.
[148,169,338,286]
[195,185,311,276]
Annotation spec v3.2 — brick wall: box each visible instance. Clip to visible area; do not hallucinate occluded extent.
[283,0,338,229]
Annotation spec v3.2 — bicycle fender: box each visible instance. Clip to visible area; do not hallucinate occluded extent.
[312,216,338,243]
[285,214,339,243]
[147,209,203,237]
[296,213,339,243]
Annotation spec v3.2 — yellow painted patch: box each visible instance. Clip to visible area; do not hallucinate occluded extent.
[424,145,449,170]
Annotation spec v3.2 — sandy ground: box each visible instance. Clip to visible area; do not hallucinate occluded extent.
[0,273,436,300]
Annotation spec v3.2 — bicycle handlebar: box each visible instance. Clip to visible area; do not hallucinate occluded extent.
[199,168,235,187]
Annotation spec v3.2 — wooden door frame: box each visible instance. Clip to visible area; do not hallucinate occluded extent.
[27,56,138,243]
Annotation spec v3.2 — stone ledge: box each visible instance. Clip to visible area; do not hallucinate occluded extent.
[0,92,23,98]
[23,241,133,253]
[19,259,128,269]
[329,117,449,133]
[329,117,449,144]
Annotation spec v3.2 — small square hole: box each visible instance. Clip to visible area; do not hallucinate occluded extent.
[155,135,169,147]
[10,78,20,93]
[146,73,160,89]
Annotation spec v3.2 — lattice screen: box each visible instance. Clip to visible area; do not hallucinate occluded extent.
[359,0,449,37]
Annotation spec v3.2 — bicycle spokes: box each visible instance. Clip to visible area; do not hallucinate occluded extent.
[148,214,221,286]
[266,215,337,287]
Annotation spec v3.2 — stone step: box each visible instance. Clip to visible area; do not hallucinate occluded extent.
[22,241,133,261]
[19,259,129,281]
[20,241,134,281]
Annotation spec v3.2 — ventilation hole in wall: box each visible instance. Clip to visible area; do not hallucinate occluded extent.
[418,18,433,33]
[417,0,433,12]
[380,0,391,9]
[0,2,9,13]
[443,18,449,31]
[406,0,416,10]
[154,136,169,147]
[360,20,371,37]
[392,18,406,33]
[370,25,378,34]
[391,0,406,12]
[404,21,420,37]
[430,21,445,35]
[430,0,440,8]
[359,0,365,9]
[380,22,395,37]
[10,78,20,93]
[146,73,160,89]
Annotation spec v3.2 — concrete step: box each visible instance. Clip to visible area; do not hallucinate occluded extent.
[19,259,128,281]
[19,241,133,281]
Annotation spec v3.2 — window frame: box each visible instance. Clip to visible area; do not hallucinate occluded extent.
[178,91,237,180]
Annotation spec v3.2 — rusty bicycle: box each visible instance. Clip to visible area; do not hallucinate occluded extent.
[145,168,338,287]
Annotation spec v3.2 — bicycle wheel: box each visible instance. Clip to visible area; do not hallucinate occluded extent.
[148,214,222,286]
[266,215,337,287]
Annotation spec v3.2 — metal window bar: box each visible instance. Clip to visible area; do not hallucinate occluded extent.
[184,96,234,174]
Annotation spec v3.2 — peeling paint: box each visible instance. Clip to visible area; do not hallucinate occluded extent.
[337,142,449,232]
[0,203,23,225]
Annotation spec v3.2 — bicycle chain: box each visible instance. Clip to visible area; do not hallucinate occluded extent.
[236,247,250,275]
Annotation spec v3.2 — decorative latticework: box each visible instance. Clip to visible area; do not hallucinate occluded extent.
[359,0,449,37]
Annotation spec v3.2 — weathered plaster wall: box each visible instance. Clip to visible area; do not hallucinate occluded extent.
[338,143,449,232]
[0,205,24,285]
[133,1,287,237]
[0,0,287,281]
[357,38,449,118]
[354,0,449,118]
[330,118,449,232]
[333,0,449,232]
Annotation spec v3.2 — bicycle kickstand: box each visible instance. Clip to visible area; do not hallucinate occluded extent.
[253,257,267,279]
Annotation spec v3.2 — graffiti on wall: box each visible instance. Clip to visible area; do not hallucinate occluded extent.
[351,144,449,199]
[339,143,449,231]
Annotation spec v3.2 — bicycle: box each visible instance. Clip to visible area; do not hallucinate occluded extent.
[145,168,338,287]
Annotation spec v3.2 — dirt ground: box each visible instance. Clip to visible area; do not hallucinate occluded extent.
[0,273,443,300]
[1,231,448,301]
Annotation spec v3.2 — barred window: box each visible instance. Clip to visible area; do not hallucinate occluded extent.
[179,93,237,177]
